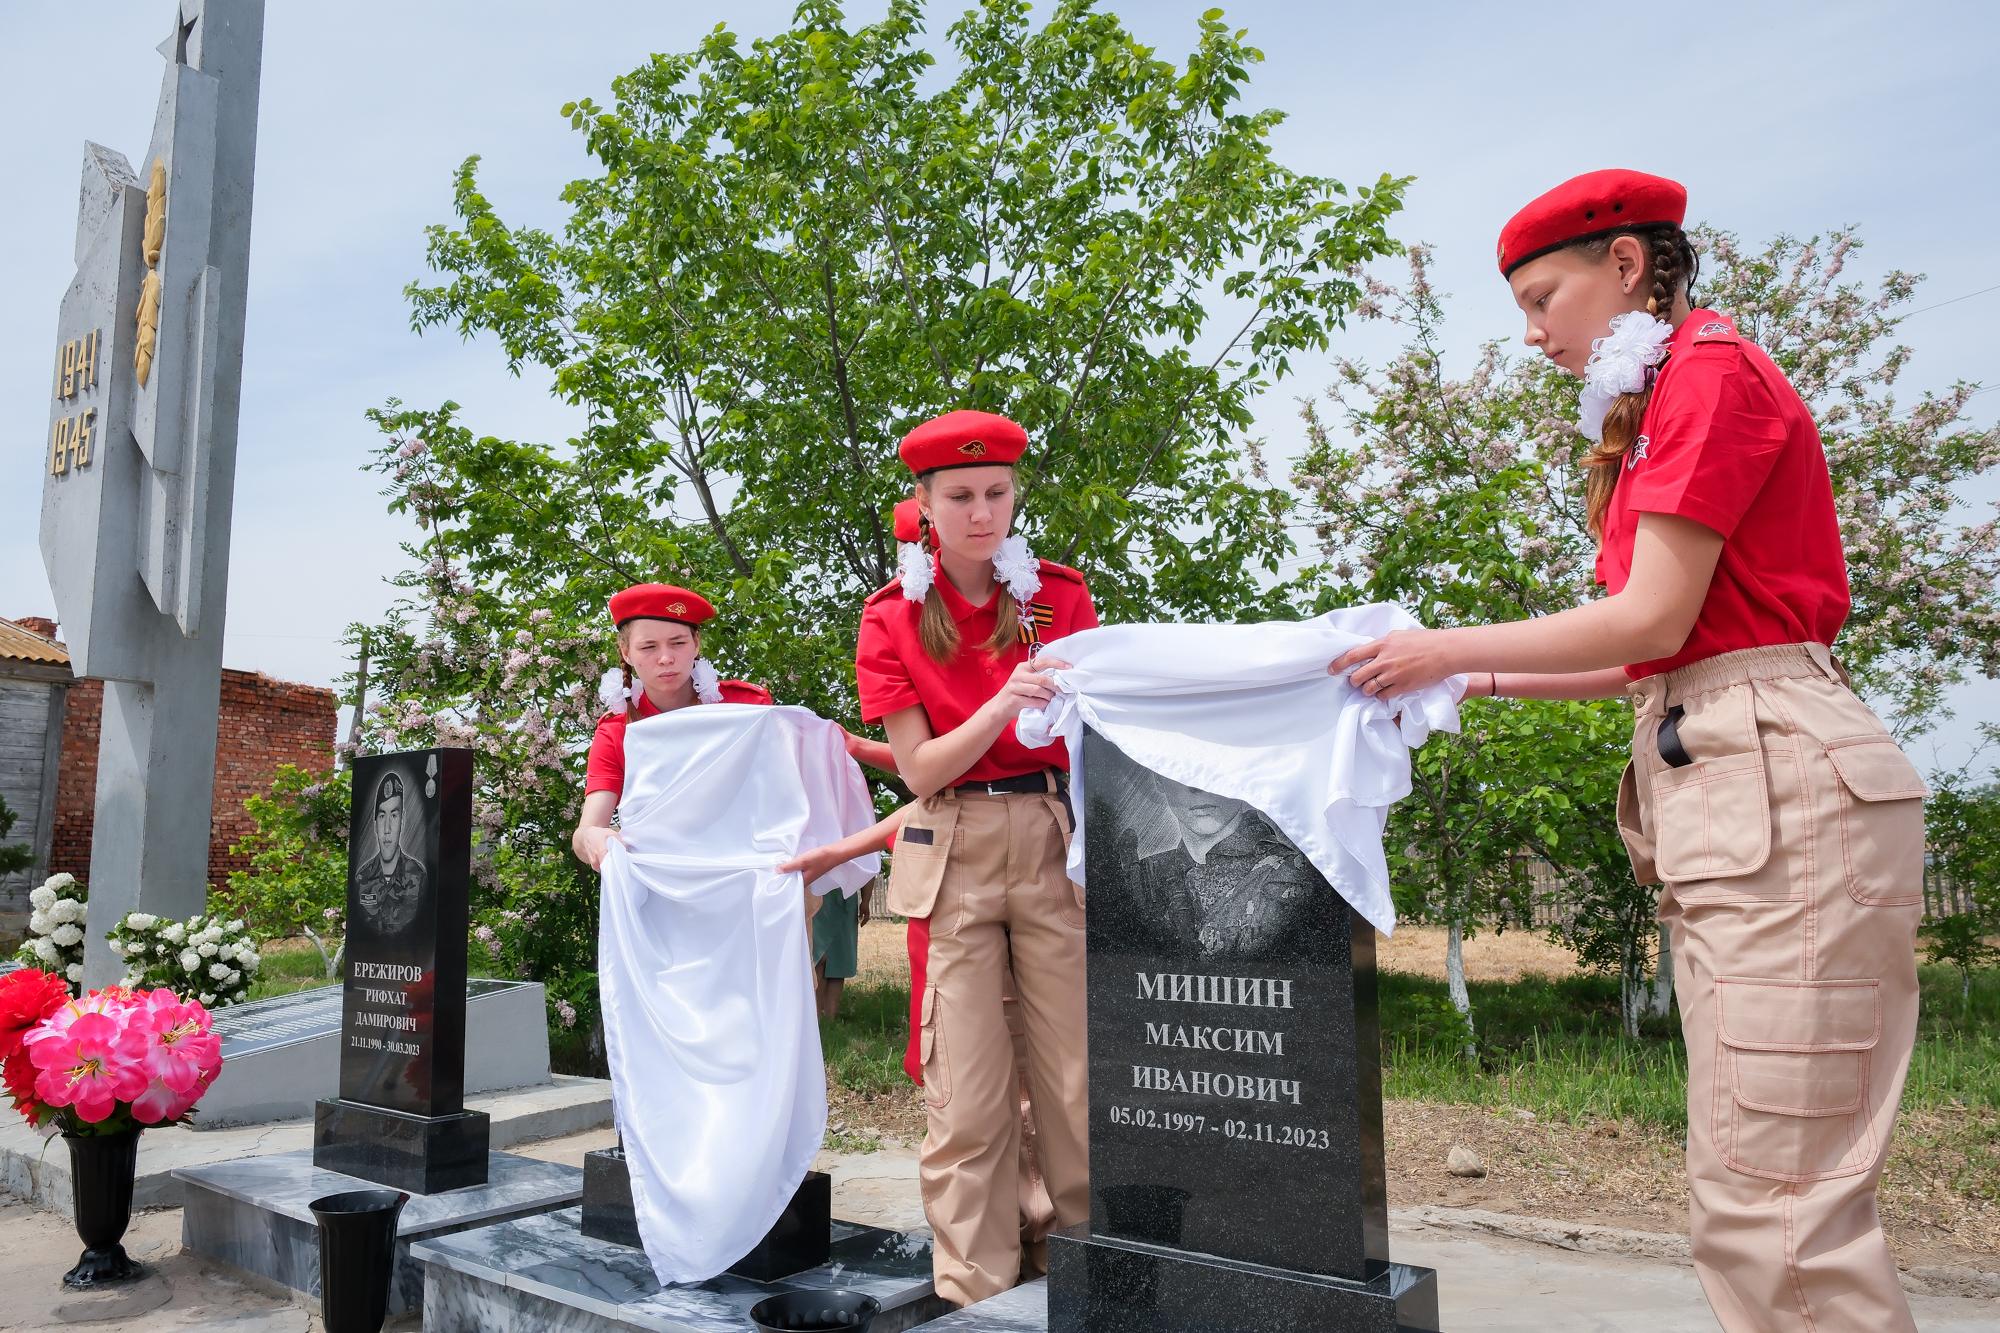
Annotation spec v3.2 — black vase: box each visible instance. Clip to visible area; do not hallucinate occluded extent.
[63,1127,146,1287]
[310,1188,410,1333]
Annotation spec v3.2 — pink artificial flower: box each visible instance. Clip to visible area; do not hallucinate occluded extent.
[21,989,127,1058]
[126,991,221,1122]
[29,1011,148,1124]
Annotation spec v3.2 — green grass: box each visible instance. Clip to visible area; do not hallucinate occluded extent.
[245,940,339,1001]
[819,981,912,1098]
[1379,961,2000,1137]
[1381,969,1692,1133]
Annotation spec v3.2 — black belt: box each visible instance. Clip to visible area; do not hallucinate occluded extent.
[954,769,1069,797]
[1657,705,1693,768]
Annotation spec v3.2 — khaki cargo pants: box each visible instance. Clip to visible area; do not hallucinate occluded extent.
[887,784,1089,1308]
[1620,644,1929,1333]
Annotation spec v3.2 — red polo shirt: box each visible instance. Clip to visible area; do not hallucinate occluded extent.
[855,558,1098,785]
[583,680,774,797]
[1594,309,1849,679]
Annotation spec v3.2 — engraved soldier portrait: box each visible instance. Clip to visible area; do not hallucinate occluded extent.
[352,770,428,934]
[1086,738,1330,964]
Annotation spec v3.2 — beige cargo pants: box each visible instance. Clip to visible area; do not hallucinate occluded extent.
[1619,644,1929,1333]
[886,784,1089,1308]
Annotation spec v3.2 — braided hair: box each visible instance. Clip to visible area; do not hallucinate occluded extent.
[1566,225,1700,539]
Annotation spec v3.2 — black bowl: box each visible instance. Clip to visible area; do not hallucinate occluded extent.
[748,1288,881,1333]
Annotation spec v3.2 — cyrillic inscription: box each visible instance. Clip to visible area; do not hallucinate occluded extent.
[1135,972,1293,1008]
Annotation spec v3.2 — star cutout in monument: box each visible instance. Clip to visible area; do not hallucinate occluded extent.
[157,8,199,66]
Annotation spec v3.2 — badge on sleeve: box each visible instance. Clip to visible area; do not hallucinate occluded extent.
[1692,317,1738,344]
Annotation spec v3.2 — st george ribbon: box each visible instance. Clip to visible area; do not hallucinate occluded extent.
[597,704,880,1284]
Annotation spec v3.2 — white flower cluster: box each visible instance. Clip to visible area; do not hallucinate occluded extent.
[15,873,89,994]
[105,909,262,1009]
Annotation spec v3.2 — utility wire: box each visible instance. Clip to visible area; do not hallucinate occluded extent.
[1900,282,2000,319]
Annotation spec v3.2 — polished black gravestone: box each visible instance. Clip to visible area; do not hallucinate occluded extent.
[581,1146,834,1281]
[1047,731,1438,1333]
[314,748,489,1195]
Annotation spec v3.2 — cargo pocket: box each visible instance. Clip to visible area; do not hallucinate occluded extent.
[1824,736,1930,907]
[1616,759,1658,886]
[1652,748,1777,891]
[1715,977,1879,1182]
[919,982,950,1110]
[886,802,960,919]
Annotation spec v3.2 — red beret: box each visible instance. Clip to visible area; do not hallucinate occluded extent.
[1497,169,1687,276]
[898,410,1027,476]
[609,584,715,629]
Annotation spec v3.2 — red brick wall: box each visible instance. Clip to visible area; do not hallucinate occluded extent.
[45,678,102,883]
[46,670,337,890]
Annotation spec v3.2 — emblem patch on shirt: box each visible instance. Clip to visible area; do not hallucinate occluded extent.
[1016,601,1055,645]
[1694,320,1735,341]
[1627,435,1650,468]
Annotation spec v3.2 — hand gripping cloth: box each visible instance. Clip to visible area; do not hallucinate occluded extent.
[1015,606,1462,936]
[599,704,881,1284]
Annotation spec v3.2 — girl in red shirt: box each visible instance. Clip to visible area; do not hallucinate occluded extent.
[1333,171,1928,1333]
[571,583,899,884]
[855,411,1096,1307]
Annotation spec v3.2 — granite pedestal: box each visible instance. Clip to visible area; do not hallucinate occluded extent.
[583,1147,834,1282]
[173,1146,581,1317]
[413,1206,949,1333]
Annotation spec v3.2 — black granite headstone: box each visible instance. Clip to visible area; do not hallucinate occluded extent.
[1048,730,1439,1333]
[313,748,489,1195]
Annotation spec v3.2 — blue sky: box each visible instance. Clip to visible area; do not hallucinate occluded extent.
[4,0,1995,772]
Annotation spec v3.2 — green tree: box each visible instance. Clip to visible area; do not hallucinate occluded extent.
[351,0,1407,1035]
[0,796,35,876]
[1296,248,1630,1043]
[1923,729,2000,1008]
[217,766,350,978]
[1389,698,1629,1055]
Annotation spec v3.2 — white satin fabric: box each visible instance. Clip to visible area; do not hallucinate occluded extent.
[1015,606,1463,936]
[598,704,881,1284]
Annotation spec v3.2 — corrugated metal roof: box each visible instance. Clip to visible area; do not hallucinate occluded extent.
[0,619,70,665]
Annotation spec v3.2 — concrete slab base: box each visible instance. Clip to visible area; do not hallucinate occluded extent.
[0,1074,611,1217]
[174,1147,582,1318]
[414,1205,946,1333]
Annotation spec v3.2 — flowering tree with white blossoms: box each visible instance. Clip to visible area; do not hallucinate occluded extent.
[105,911,261,1009]
[15,874,89,993]
[1296,231,2000,1040]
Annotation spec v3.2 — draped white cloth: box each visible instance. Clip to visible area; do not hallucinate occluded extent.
[1015,606,1463,936]
[598,704,881,1285]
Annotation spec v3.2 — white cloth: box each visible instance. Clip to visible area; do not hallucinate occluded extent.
[1016,606,1462,936]
[598,704,881,1284]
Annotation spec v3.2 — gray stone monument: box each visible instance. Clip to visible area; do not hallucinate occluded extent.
[38,0,265,991]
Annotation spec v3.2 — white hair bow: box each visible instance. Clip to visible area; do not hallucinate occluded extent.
[899,532,1042,605]
[897,543,934,603]
[598,668,633,714]
[1578,311,1674,443]
[691,657,724,704]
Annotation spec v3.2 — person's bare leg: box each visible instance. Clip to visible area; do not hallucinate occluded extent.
[821,976,845,1022]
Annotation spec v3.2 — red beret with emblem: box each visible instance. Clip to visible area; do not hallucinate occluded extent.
[1497,169,1687,277]
[608,583,715,629]
[897,410,1028,476]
